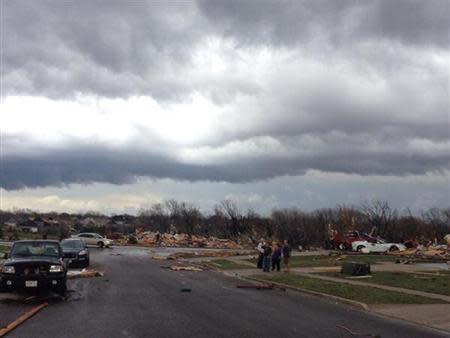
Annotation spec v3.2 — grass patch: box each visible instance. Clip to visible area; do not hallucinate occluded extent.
[327,271,450,296]
[206,259,252,270]
[253,273,446,304]
[247,254,397,268]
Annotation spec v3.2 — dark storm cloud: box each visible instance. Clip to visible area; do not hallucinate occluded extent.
[2,133,449,190]
[198,0,449,48]
[1,0,449,190]
[3,0,448,99]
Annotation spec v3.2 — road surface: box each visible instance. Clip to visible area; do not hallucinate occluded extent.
[0,246,448,337]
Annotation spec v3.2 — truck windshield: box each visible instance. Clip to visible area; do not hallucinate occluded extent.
[11,242,60,258]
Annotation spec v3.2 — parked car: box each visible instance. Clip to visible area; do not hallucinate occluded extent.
[351,239,406,253]
[0,240,67,295]
[61,239,90,268]
[72,233,113,248]
[331,231,377,250]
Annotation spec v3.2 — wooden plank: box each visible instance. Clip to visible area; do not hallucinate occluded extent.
[0,302,48,337]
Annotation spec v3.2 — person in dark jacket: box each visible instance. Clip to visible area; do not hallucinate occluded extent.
[262,241,272,272]
[282,239,291,272]
[271,243,282,271]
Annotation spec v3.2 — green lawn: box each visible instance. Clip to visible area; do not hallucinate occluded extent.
[327,271,450,296]
[253,273,446,304]
[206,259,252,270]
[0,245,10,253]
[247,254,398,268]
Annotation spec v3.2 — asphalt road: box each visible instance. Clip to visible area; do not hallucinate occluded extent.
[1,246,448,338]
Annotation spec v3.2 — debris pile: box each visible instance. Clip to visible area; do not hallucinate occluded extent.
[445,234,450,246]
[152,250,251,260]
[388,245,449,260]
[121,231,242,249]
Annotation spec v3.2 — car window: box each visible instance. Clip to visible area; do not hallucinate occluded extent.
[61,240,84,249]
[11,242,60,258]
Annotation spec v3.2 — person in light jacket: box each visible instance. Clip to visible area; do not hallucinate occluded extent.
[255,238,265,269]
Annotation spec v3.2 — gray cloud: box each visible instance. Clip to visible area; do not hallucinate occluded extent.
[1,0,449,190]
[198,0,449,48]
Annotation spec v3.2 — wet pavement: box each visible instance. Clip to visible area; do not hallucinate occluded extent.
[1,246,448,337]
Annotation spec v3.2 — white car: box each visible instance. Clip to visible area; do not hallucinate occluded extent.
[352,240,406,253]
[72,233,113,248]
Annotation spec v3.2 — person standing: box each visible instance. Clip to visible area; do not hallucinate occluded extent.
[255,238,265,269]
[271,243,282,271]
[282,239,291,272]
[262,241,272,272]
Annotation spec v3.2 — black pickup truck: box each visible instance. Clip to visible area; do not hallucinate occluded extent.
[0,240,67,295]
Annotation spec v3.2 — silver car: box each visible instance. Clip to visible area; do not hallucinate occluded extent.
[72,233,113,248]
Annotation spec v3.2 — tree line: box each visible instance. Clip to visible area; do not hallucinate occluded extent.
[1,200,449,247]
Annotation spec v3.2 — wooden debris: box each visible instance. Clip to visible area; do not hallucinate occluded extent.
[67,269,104,279]
[169,265,203,272]
[237,284,274,290]
[0,302,48,337]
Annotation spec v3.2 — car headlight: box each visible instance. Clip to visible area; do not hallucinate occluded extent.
[78,250,87,256]
[2,266,15,274]
[49,265,63,273]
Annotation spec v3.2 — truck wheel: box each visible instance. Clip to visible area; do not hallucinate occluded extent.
[356,245,365,252]
[389,245,399,252]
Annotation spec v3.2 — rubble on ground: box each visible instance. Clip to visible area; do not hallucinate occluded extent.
[388,245,449,259]
[445,234,450,246]
[116,231,242,249]
[67,269,104,279]
[168,265,203,272]
[151,250,251,260]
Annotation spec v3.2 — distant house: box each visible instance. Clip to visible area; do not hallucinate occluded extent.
[5,218,17,230]
[18,218,41,233]
[19,225,39,233]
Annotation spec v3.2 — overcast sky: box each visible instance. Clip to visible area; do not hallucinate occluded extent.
[1,0,449,215]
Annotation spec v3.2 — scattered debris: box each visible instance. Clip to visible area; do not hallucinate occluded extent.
[0,302,48,337]
[67,269,104,279]
[395,259,415,265]
[445,234,450,246]
[117,231,243,249]
[152,250,251,261]
[169,265,203,272]
[237,283,274,290]
[388,246,449,260]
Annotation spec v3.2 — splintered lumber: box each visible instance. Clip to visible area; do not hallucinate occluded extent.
[169,265,203,272]
[0,302,48,337]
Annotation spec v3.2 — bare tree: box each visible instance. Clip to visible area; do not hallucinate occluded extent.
[360,200,398,238]
[218,199,244,237]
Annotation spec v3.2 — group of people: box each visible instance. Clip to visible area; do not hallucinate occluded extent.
[256,239,291,272]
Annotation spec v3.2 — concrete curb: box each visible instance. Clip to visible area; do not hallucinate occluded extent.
[241,275,370,311]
